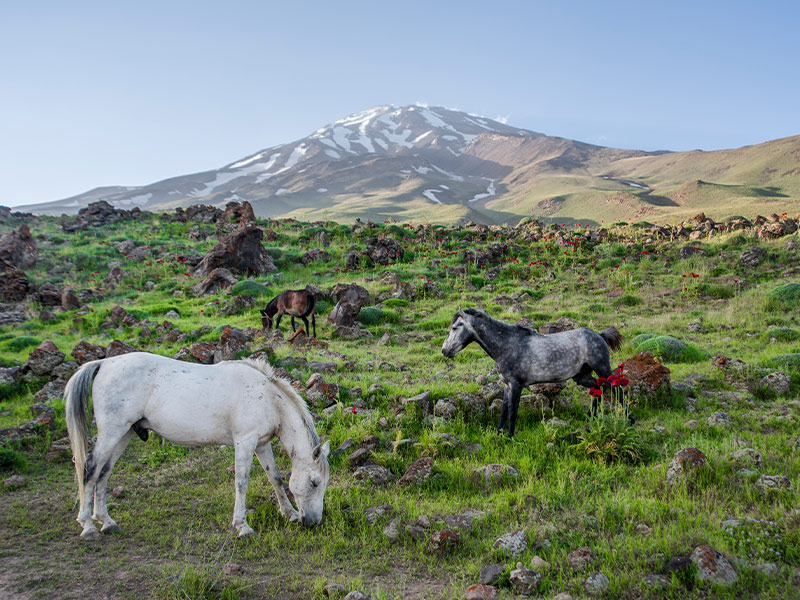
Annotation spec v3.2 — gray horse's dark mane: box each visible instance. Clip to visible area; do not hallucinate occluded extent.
[462,307,538,336]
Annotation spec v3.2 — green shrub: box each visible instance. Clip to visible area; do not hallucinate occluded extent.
[382,298,409,308]
[768,354,800,371]
[264,247,283,259]
[231,280,271,298]
[0,447,26,473]
[765,327,799,342]
[571,413,648,464]
[615,294,641,307]
[768,283,800,308]
[633,335,706,363]
[358,307,385,326]
[698,283,734,299]
[586,303,606,313]
[4,336,41,352]
[469,276,485,289]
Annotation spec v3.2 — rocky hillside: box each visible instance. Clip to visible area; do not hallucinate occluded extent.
[16,105,799,225]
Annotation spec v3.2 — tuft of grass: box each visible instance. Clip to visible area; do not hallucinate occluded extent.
[3,336,41,352]
[230,280,271,298]
[767,282,800,309]
[571,413,648,464]
[0,447,27,472]
[632,335,706,363]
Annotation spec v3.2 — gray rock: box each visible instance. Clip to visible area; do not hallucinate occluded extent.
[583,572,610,595]
[707,412,734,427]
[479,563,505,586]
[729,448,763,468]
[493,529,528,557]
[434,398,457,419]
[353,463,395,485]
[343,592,370,600]
[666,447,711,485]
[383,517,401,541]
[567,546,596,572]
[472,464,520,484]
[691,545,737,585]
[364,504,393,525]
[760,371,791,395]
[757,474,791,491]
[509,568,541,595]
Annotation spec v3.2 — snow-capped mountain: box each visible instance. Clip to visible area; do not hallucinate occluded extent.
[20,105,545,219]
[17,104,799,224]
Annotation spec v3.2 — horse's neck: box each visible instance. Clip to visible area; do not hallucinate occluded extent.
[275,400,314,462]
[471,317,505,361]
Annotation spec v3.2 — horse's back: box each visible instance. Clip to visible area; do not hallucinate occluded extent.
[91,353,279,445]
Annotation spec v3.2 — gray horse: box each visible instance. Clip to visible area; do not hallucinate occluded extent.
[441,308,623,436]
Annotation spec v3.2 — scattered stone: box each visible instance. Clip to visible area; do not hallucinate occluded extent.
[343,592,370,600]
[757,474,791,492]
[472,464,520,484]
[707,412,734,427]
[398,457,434,486]
[666,447,711,485]
[760,371,791,395]
[479,564,505,586]
[583,572,610,595]
[635,523,652,537]
[567,547,597,572]
[729,448,763,468]
[427,529,460,554]
[323,583,348,598]
[434,398,458,419]
[222,563,242,575]
[643,574,670,588]
[691,545,738,585]
[739,246,767,268]
[531,556,550,571]
[189,342,216,364]
[401,390,433,415]
[509,568,541,595]
[71,340,106,364]
[110,486,124,498]
[463,584,499,600]
[364,504,393,525]
[552,594,574,600]
[106,340,142,357]
[493,530,528,557]
[353,464,395,485]
[26,340,65,376]
[3,475,26,488]
[383,517,401,541]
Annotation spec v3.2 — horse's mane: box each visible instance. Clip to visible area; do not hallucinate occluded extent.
[462,307,537,336]
[240,358,319,446]
[264,294,281,313]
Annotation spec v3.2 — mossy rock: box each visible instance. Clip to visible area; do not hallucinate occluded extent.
[769,283,800,307]
[633,335,706,363]
[632,334,657,346]
[231,280,271,298]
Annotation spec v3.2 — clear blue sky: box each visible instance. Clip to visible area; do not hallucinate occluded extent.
[2,0,798,207]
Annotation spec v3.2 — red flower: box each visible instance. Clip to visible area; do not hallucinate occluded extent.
[351,407,358,414]
[596,377,607,386]
[589,388,603,397]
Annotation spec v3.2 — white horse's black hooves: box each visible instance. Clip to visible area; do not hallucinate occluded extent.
[237,527,255,538]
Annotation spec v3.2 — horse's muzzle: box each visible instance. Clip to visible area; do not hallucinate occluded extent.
[301,513,321,528]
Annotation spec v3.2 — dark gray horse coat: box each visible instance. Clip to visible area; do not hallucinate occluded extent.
[441,308,622,436]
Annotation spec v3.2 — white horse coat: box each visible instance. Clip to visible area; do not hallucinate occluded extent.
[65,352,330,539]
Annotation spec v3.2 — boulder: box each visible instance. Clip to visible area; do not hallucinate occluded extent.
[567,547,597,572]
[191,267,238,296]
[463,584,499,600]
[760,371,791,395]
[739,246,767,268]
[106,340,142,357]
[222,201,257,225]
[0,224,37,268]
[666,447,711,485]
[194,226,276,276]
[26,341,65,376]
[397,457,434,486]
[189,342,216,364]
[61,286,82,310]
[620,352,670,395]
[427,529,460,554]
[364,235,404,265]
[0,260,32,302]
[71,340,106,364]
[479,564,505,586]
[691,545,737,585]
[493,530,528,557]
[472,463,520,484]
[583,572,610,595]
[509,568,541,595]
[34,282,62,306]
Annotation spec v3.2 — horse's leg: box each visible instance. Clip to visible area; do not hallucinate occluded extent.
[291,316,297,332]
[507,380,523,438]
[232,435,259,537]
[255,442,299,522]
[92,429,134,532]
[301,316,310,336]
[574,363,602,416]
[498,383,510,435]
[77,427,126,539]
[311,313,316,338]
[275,313,283,332]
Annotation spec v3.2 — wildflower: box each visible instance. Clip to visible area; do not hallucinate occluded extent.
[589,387,603,397]
[351,407,358,414]
[596,377,607,386]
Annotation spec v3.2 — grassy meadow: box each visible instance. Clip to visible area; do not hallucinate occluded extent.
[1,212,799,599]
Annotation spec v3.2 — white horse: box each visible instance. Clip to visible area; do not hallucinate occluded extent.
[64,352,330,539]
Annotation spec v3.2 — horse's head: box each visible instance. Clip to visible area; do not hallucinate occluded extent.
[288,440,330,527]
[260,309,273,330]
[441,308,475,359]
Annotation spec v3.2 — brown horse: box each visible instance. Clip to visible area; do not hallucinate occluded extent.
[261,289,316,337]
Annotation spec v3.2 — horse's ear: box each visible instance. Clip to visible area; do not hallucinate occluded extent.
[312,440,330,461]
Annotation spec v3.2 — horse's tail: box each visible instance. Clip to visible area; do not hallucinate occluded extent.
[65,360,103,502]
[600,326,623,352]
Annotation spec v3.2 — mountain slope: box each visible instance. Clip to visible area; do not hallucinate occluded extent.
[15,105,799,224]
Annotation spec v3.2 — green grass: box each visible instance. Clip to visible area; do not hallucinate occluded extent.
[1,212,799,599]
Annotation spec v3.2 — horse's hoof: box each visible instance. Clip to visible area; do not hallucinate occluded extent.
[101,522,121,533]
[237,526,255,538]
[287,512,300,523]
[81,528,101,541]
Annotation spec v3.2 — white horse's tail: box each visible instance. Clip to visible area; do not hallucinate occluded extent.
[65,360,103,502]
